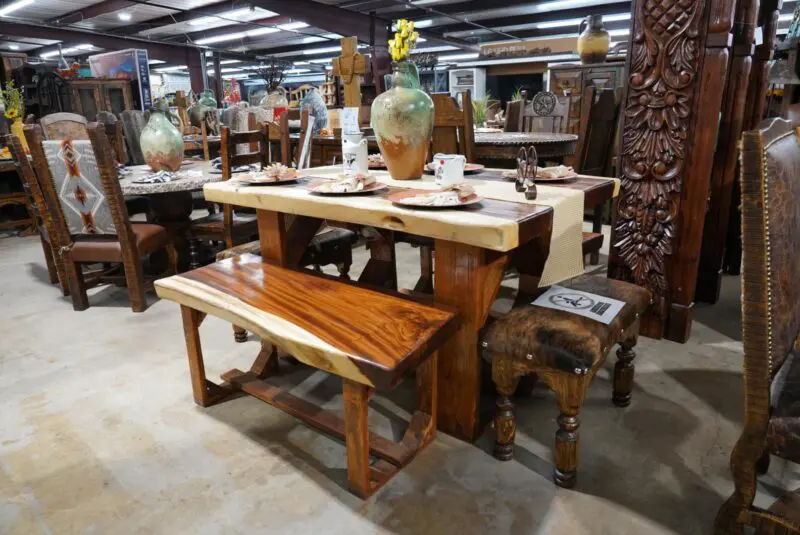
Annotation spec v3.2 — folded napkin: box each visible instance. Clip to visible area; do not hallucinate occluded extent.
[538,165,575,179]
[210,157,256,174]
[132,170,180,184]
[401,184,476,206]
[312,173,375,193]
[240,164,298,183]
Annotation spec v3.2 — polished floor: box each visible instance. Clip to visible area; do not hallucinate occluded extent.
[1,229,797,535]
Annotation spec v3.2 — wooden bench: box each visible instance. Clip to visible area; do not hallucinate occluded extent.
[155,254,459,498]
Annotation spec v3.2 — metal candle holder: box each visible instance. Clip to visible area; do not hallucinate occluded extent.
[515,145,538,200]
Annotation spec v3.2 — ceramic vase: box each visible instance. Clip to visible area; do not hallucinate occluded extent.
[140,100,184,172]
[371,61,433,180]
[11,119,28,153]
[577,15,610,64]
[189,90,217,128]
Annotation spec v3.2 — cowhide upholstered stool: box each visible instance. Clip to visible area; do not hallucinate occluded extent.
[483,275,651,488]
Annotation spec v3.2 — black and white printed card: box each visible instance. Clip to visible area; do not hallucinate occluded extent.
[533,285,626,325]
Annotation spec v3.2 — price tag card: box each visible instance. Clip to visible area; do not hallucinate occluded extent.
[532,285,626,325]
[341,107,360,135]
[755,27,763,46]
[264,108,274,124]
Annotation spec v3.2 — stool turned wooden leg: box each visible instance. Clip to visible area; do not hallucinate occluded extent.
[494,395,517,461]
[336,262,351,280]
[552,376,589,489]
[232,324,247,343]
[188,239,203,270]
[492,357,523,461]
[343,379,373,498]
[612,336,637,407]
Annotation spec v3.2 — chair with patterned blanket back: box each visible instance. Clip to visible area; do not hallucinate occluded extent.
[24,123,178,312]
[40,112,89,141]
[715,118,800,535]
[215,109,359,342]
[484,275,651,488]
[6,132,69,296]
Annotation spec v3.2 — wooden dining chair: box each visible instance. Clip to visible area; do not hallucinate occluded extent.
[5,132,70,295]
[24,123,178,312]
[430,91,476,163]
[120,109,146,165]
[40,112,89,141]
[504,90,528,133]
[715,118,800,535]
[96,111,127,165]
[521,92,571,134]
[573,86,621,265]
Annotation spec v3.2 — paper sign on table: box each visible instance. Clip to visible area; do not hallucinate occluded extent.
[341,107,360,135]
[532,285,625,325]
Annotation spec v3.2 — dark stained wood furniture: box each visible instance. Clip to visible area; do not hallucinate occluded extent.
[0,157,36,234]
[25,123,178,312]
[521,92,571,134]
[714,118,800,535]
[430,90,476,163]
[608,0,744,342]
[120,109,146,166]
[5,132,68,295]
[155,254,459,498]
[68,78,134,122]
[547,62,626,135]
[473,132,578,166]
[487,275,650,488]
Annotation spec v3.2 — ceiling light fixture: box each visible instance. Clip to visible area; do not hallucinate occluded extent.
[9,43,19,50]
[40,43,93,58]
[302,45,341,55]
[437,52,479,62]
[0,0,33,16]
[285,68,311,74]
[302,36,325,44]
[148,59,166,64]
[779,13,794,21]
[535,12,629,29]
[117,12,132,21]
[278,21,309,31]
[188,7,261,26]
[155,65,188,72]
[413,19,433,28]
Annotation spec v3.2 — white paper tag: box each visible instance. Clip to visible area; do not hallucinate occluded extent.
[264,108,274,123]
[341,107,360,135]
[533,285,626,325]
[755,27,763,46]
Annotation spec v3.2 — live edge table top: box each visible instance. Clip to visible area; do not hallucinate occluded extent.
[203,178,554,253]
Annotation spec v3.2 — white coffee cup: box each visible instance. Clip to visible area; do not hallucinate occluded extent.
[342,133,368,176]
[433,153,466,185]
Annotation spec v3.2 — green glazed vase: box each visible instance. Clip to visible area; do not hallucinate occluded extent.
[140,99,184,172]
[371,61,433,180]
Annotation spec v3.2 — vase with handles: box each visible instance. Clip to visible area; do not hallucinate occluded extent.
[11,119,28,153]
[371,61,433,180]
[140,99,184,172]
[577,15,610,64]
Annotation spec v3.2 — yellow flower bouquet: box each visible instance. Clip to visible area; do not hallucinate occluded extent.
[388,19,420,62]
[1,82,23,122]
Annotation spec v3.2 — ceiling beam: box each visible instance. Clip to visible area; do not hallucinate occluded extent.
[115,0,237,35]
[163,15,291,43]
[48,0,138,25]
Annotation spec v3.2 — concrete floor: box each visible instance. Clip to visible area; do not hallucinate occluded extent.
[1,228,798,535]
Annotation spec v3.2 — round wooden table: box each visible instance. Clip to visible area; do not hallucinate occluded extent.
[474,132,578,161]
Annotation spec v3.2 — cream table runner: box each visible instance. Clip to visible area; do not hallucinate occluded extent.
[306,167,619,286]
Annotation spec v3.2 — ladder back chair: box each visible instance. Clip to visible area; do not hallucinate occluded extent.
[120,109,146,165]
[24,123,177,312]
[715,117,800,535]
[521,92,571,134]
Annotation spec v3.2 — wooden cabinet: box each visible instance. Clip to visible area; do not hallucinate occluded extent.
[68,79,134,121]
[548,63,625,134]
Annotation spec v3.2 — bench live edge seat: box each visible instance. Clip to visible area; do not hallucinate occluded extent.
[155,253,460,498]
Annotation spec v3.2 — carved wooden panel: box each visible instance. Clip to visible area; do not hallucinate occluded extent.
[613,0,705,298]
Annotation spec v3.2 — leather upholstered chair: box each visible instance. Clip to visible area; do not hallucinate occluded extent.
[715,118,800,535]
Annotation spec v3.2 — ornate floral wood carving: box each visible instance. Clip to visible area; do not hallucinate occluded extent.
[614,0,704,297]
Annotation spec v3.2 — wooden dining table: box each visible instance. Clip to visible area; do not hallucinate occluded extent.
[203,167,617,442]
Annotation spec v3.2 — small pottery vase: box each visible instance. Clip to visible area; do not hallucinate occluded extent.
[577,15,610,64]
[189,90,217,127]
[11,119,28,153]
[300,88,328,134]
[370,61,434,180]
[140,99,184,172]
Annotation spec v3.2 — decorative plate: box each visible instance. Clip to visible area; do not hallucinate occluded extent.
[387,190,482,209]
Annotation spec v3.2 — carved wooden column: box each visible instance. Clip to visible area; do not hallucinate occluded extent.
[609,0,736,341]
[722,0,781,277]
[695,0,759,304]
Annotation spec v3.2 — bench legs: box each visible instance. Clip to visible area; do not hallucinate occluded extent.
[178,304,438,498]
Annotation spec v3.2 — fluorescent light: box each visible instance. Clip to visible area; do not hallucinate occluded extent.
[779,13,794,21]
[204,59,241,66]
[322,33,342,39]
[417,37,427,43]
[537,12,629,29]
[117,12,132,21]
[9,43,19,50]
[413,19,433,28]
[245,27,281,37]
[608,28,629,36]
[148,59,166,65]
[195,32,245,45]
[293,61,310,65]
[413,45,457,54]
[155,65,187,72]
[285,68,310,74]
[0,0,33,16]
[40,44,93,58]
[437,52,479,62]
[221,67,243,72]
[278,21,309,31]
[302,36,325,44]
[302,45,341,55]
[309,57,334,64]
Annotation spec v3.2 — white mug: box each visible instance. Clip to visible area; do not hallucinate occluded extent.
[433,153,466,185]
[342,133,368,176]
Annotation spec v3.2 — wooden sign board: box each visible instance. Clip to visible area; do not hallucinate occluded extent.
[480,37,578,59]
